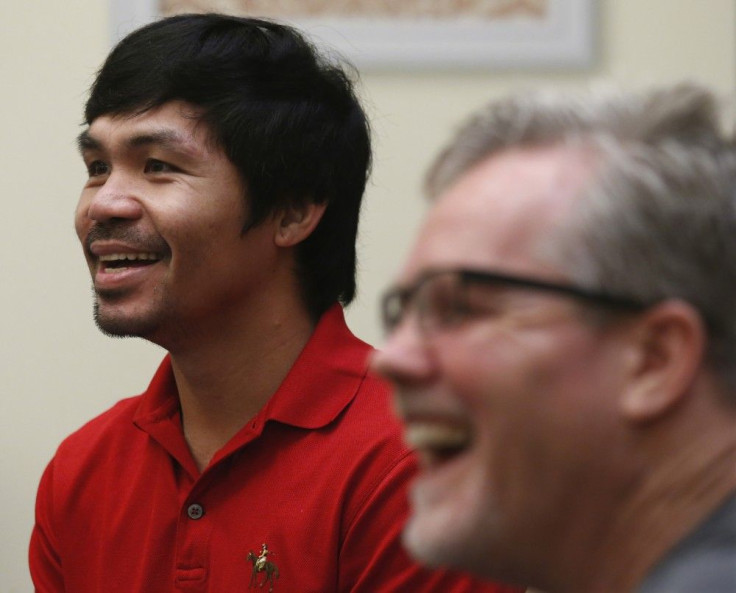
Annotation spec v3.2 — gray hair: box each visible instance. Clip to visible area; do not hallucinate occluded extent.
[426,82,736,395]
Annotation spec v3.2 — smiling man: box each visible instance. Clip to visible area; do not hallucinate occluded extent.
[29,14,520,593]
[372,83,736,593]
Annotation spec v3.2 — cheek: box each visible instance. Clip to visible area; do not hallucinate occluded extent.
[183,198,247,242]
[438,329,603,460]
[437,338,537,466]
[74,199,90,242]
[437,330,539,411]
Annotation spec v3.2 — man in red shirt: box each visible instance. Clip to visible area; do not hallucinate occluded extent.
[29,13,520,593]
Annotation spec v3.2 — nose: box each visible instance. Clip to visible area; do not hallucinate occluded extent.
[80,172,144,224]
[370,318,436,387]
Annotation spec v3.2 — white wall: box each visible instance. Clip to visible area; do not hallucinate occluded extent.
[1,1,734,590]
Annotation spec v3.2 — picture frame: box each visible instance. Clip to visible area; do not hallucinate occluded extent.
[110,0,595,70]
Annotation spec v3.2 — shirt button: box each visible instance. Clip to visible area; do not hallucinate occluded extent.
[187,503,205,520]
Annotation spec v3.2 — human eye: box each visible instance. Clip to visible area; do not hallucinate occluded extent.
[427,272,515,330]
[420,274,468,331]
[144,159,177,174]
[461,280,508,318]
[381,288,409,335]
[86,159,109,177]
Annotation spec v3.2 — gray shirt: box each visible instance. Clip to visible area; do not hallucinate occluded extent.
[638,493,736,592]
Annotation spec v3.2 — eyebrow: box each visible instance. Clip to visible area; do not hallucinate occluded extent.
[77,129,99,153]
[77,128,203,159]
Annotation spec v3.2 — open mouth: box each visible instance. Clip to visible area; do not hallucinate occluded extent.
[404,422,472,466]
[99,252,162,273]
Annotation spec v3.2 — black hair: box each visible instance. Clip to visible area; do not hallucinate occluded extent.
[85,13,372,319]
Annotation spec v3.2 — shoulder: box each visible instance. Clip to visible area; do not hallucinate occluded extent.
[332,367,407,465]
[35,395,148,527]
[638,494,736,593]
[51,396,144,471]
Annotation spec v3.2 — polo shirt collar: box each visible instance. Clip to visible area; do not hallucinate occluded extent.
[257,304,372,429]
[133,304,372,451]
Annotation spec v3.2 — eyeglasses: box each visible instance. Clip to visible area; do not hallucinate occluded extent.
[380,268,651,336]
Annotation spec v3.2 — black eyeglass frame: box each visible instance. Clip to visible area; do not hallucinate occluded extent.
[381,267,653,334]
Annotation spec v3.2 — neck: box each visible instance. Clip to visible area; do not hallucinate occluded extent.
[546,413,736,593]
[167,296,318,472]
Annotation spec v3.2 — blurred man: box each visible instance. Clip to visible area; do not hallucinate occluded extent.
[29,14,520,593]
[372,82,736,593]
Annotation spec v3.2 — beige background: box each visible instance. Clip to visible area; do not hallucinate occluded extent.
[160,0,548,18]
[1,1,734,591]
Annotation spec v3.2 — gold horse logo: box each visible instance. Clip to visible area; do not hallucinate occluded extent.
[247,544,280,592]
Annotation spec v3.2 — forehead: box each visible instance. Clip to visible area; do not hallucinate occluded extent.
[402,146,594,280]
[81,101,213,157]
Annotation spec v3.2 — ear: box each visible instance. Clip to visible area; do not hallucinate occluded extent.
[620,300,706,423]
[273,201,327,248]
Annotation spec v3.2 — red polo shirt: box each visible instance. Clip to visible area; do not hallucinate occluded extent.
[30,305,520,593]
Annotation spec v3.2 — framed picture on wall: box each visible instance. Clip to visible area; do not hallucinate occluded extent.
[110,0,595,70]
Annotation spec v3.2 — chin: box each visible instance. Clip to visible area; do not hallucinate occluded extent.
[403,479,506,580]
[404,493,475,569]
[93,304,157,340]
[402,513,453,569]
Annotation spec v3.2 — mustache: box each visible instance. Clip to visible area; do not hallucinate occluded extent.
[84,223,169,254]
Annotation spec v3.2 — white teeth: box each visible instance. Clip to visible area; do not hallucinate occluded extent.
[99,253,159,262]
[404,422,471,452]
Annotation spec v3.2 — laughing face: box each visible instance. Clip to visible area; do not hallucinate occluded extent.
[372,146,632,582]
[75,101,279,347]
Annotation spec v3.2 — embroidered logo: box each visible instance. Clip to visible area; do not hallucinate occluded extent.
[247,543,280,591]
